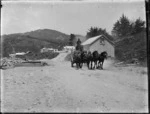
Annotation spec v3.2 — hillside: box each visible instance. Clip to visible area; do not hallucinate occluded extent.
[1,29,70,57]
[115,31,147,63]
[24,29,69,43]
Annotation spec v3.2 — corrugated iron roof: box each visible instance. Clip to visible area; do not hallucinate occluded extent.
[81,35,102,45]
[81,35,114,46]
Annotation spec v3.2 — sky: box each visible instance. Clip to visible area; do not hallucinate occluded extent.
[1,0,146,36]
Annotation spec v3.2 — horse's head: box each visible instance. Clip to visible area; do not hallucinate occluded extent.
[80,51,85,58]
[92,51,99,59]
[101,51,108,59]
[88,51,91,55]
[86,51,92,58]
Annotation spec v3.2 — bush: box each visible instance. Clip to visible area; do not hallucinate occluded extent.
[22,52,59,60]
[115,31,147,63]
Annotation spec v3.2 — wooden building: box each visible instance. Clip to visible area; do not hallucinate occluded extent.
[81,35,115,57]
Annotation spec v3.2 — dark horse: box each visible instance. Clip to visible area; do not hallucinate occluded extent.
[86,51,93,69]
[92,51,99,69]
[71,50,82,69]
[80,51,88,66]
[97,51,108,69]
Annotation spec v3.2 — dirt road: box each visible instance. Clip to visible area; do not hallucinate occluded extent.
[1,52,148,112]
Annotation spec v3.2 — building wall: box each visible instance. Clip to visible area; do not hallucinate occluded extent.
[103,40,115,57]
[87,39,115,57]
[83,45,90,52]
[89,39,105,53]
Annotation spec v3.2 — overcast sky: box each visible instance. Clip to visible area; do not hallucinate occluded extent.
[1,0,146,35]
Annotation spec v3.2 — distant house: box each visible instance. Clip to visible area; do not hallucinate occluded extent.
[40,48,58,53]
[9,51,31,58]
[63,46,75,52]
[81,35,115,57]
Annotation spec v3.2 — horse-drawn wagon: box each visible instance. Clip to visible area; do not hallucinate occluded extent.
[70,50,108,70]
[70,50,83,68]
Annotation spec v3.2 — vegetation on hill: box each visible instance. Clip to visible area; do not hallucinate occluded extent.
[112,14,147,63]
[86,27,114,41]
[23,52,59,60]
[1,29,69,57]
[112,14,145,40]
[24,29,69,43]
[84,15,147,64]
[115,31,147,63]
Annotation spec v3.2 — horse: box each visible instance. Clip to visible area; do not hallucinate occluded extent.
[80,51,88,66]
[97,51,108,69]
[86,51,93,69]
[71,50,82,69]
[92,51,99,69]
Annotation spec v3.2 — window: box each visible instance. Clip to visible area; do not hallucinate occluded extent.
[100,38,105,45]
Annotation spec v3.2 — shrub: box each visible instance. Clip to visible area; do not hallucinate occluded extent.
[22,52,59,60]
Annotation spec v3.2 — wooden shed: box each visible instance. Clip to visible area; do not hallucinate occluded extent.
[81,35,115,57]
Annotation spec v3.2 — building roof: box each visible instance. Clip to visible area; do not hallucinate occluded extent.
[15,52,26,55]
[64,46,75,49]
[81,35,114,46]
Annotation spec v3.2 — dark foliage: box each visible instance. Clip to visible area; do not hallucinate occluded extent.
[111,14,145,39]
[115,31,147,63]
[86,27,114,41]
[1,29,69,57]
[16,52,59,60]
[69,34,76,46]
[112,14,147,63]
[25,52,59,60]
[112,14,131,38]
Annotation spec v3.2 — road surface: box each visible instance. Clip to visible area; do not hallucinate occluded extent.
[1,52,148,112]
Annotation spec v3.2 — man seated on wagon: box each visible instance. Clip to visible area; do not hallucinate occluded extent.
[75,38,83,52]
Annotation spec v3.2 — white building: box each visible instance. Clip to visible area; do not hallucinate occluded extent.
[81,35,115,57]
[40,48,58,53]
[63,46,75,52]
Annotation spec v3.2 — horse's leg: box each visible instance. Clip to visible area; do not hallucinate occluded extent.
[89,61,91,69]
[99,61,102,69]
[87,61,89,69]
[92,61,94,69]
[97,60,99,69]
[94,61,96,69]
[90,61,92,69]
[91,61,93,69]
[101,61,104,69]
[96,61,98,69]
[71,61,74,67]
[98,60,101,69]
[93,61,95,69]
[80,62,83,68]
[95,60,98,69]
[89,61,92,69]
[76,62,79,69]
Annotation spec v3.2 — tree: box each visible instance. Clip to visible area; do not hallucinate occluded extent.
[86,27,99,38]
[111,14,145,40]
[69,34,76,46]
[132,18,145,34]
[86,27,114,41]
[111,14,132,38]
